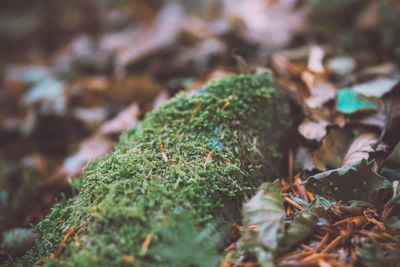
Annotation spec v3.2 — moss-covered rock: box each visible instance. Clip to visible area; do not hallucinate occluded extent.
[11,69,292,266]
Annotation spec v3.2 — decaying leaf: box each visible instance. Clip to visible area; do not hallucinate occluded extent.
[99,103,140,136]
[313,128,379,171]
[61,135,114,178]
[303,159,389,203]
[353,77,399,98]
[313,128,353,171]
[298,118,328,142]
[326,56,356,76]
[301,46,336,109]
[304,80,336,109]
[241,180,285,253]
[294,146,315,172]
[352,84,400,136]
[342,132,378,166]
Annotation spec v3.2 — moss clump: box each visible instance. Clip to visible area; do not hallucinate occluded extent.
[12,69,291,266]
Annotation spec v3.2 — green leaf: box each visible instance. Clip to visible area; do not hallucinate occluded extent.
[302,160,389,202]
[241,180,285,252]
[278,196,336,253]
[362,242,384,266]
[336,88,379,114]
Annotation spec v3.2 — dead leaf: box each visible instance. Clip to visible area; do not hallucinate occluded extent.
[113,3,184,75]
[342,133,378,166]
[108,75,163,104]
[294,146,315,172]
[303,80,336,109]
[353,78,399,98]
[313,128,353,171]
[313,128,381,171]
[298,118,328,142]
[307,45,325,74]
[326,56,356,76]
[224,0,304,49]
[301,46,336,109]
[99,103,140,136]
[352,84,400,135]
[73,107,109,130]
[61,135,114,178]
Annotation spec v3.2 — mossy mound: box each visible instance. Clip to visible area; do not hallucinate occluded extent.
[12,69,292,266]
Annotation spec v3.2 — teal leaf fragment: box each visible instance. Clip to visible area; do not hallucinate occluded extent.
[241,180,285,253]
[336,88,379,114]
[302,159,390,203]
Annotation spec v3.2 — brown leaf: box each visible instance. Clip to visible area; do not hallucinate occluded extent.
[312,128,353,171]
[313,129,381,171]
[342,133,378,166]
[353,78,399,98]
[301,46,336,109]
[352,84,400,133]
[99,103,140,136]
[298,118,328,142]
[303,80,336,109]
[306,45,325,74]
[224,0,304,49]
[61,135,114,178]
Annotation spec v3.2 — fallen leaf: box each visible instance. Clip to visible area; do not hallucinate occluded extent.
[312,128,353,171]
[306,45,325,74]
[113,3,184,75]
[224,0,304,49]
[61,135,114,178]
[298,118,328,142]
[303,80,336,109]
[342,132,378,166]
[99,103,139,136]
[336,88,379,114]
[241,180,285,252]
[353,78,399,98]
[351,83,400,134]
[294,146,315,172]
[301,46,336,109]
[303,160,389,203]
[278,196,336,253]
[326,56,356,76]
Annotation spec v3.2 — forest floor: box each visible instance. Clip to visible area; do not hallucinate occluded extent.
[1,0,400,266]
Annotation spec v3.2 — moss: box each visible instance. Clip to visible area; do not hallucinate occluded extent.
[11,69,291,267]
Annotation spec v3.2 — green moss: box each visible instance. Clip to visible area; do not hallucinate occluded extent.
[11,69,291,266]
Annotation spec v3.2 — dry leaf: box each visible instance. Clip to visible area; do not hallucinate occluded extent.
[303,80,336,109]
[342,133,377,166]
[61,135,114,178]
[307,45,325,74]
[298,118,328,142]
[313,129,381,171]
[99,103,140,136]
[353,78,399,98]
[312,128,353,171]
[224,0,304,49]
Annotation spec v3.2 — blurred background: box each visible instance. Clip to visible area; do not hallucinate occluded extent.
[0,0,399,261]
